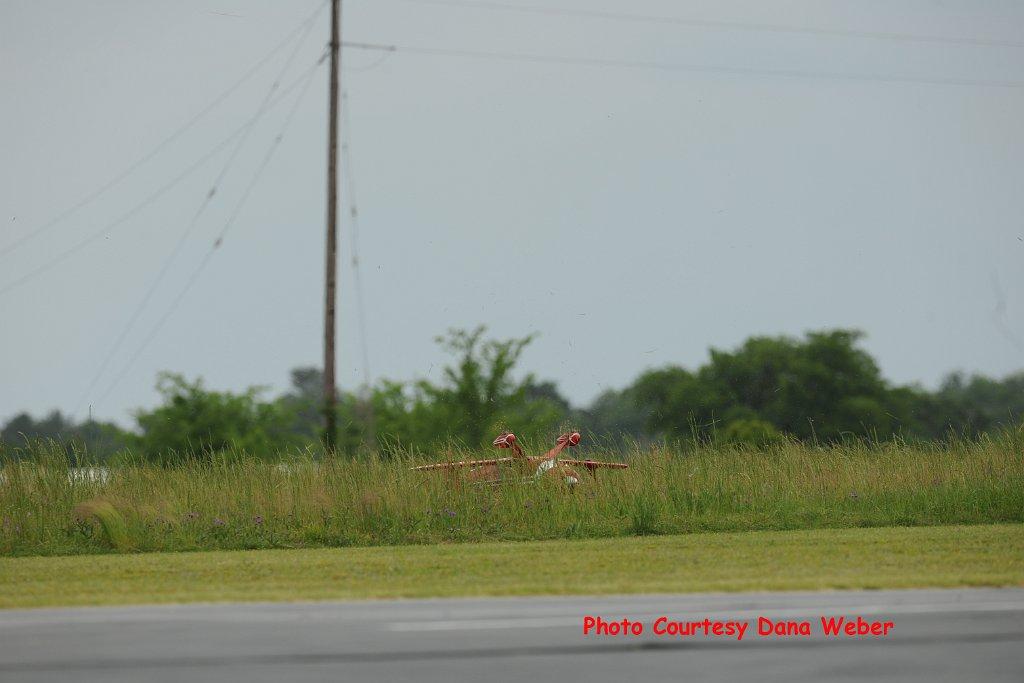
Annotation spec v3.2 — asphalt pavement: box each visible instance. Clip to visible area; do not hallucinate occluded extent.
[1,588,1022,682]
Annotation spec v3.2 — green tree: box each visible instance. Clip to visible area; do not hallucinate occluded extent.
[268,329,570,454]
[933,371,1024,436]
[579,387,651,443]
[634,330,903,442]
[134,373,290,461]
[0,410,131,462]
[414,326,560,448]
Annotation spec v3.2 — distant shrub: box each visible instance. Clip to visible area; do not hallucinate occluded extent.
[720,419,785,448]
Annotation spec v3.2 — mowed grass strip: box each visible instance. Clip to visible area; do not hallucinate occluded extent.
[1,524,1021,609]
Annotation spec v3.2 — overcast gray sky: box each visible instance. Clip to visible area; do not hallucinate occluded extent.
[2,0,1022,427]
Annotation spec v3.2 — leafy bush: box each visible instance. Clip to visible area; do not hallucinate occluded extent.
[134,373,291,462]
[719,419,785,448]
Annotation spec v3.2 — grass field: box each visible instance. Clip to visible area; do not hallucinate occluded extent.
[1,524,1021,608]
[2,436,1023,556]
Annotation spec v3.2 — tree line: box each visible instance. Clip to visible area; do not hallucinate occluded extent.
[2,327,1022,461]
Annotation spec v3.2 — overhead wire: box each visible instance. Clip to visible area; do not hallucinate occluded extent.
[0,59,326,299]
[399,0,1024,50]
[345,50,395,73]
[92,50,328,409]
[340,89,378,448]
[341,40,1024,89]
[72,14,326,416]
[340,90,372,390]
[0,0,328,263]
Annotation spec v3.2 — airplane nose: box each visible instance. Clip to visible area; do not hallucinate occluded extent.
[492,432,516,447]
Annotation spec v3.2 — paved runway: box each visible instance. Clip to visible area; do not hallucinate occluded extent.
[1,588,1022,682]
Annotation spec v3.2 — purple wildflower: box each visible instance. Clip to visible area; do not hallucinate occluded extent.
[445,508,457,518]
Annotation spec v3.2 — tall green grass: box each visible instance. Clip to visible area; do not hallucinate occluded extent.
[2,433,1023,556]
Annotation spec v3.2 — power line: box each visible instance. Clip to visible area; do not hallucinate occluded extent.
[92,53,326,410]
[73,19,326,417]
[340,90,372,390]
[400,0,1024,50]
[0,61,326,299]
[341,40,1024,89]
[0,0,329,263]
[0,133,235,298]
[340,89,377,448]
[345,50,395,73]
[207,3,325,206]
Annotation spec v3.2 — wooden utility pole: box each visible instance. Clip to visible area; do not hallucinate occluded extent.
[324,0,340,451]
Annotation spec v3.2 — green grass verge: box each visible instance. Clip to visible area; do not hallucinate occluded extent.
[4,437,1023,555]
[2,524,1021,609]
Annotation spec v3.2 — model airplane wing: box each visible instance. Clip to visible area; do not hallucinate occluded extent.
[411,457,515,471]
[559,458,628,471]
